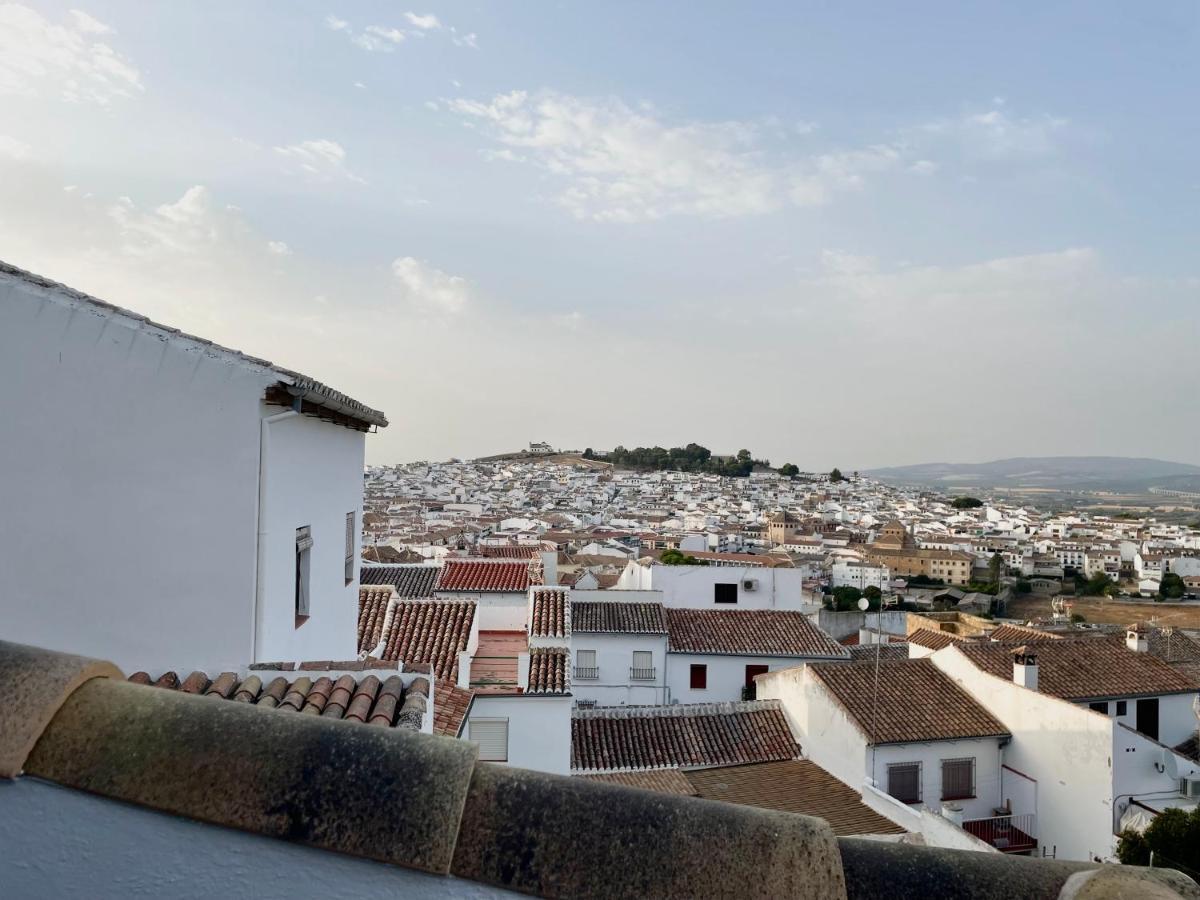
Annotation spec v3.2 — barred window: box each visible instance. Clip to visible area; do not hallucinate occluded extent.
[941,758,975,800]
[344,511,355,585]
[888,762,921,804]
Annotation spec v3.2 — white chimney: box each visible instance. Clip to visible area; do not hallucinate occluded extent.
[1012,647,1038,692]
[1126,624,1148,653]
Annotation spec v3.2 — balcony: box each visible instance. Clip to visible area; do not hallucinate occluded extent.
[962,814,1037,854]
[630,667,657,681]
[574,666,599,680]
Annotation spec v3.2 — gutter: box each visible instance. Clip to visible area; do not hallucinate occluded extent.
[251,408,299,663]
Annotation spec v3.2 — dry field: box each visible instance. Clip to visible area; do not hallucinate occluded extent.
[1006,594,1200,629]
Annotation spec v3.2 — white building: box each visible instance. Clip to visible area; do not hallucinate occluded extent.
[616,558,806,610]
[0,262,386,672]
[831,560,890,591]
[570,600,669,707]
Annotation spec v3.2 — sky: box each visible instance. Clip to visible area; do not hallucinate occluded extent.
[1,1,1198,470]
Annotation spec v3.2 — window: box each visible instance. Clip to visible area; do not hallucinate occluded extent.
[941,758,975,800]
[690,664,707,690]
[1089,701,1109,715]
[631,650,654,680]
[714,582,738,604]
[1136,698,1159,741]
[575,649,598,679]
[888,762,922,804]
[745,664,769,686]
[469,718,508,762]
[295,526,312,624]
[1116,700,1128,716]
[345,512,355,585]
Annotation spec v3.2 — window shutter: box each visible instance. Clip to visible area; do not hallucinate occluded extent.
[469,719,509,762]
[888,763,921,804]
[941,758,975,800]
[632,651,652,669]
[345,512,355,584]
[577,650,597,668]
[296,526,314,552]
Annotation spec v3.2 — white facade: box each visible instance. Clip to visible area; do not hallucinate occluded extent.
[0,266,378,672]
[831,560,890,591]
[617,561,805,610]
[570,632,668,706]
[667,653,824,705]
[464,694,573,775]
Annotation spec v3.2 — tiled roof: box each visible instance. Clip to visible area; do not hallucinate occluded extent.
[380,600,476,680]
[433,682,474,737]
[527,647,569,695]
[847,643,910,662]
[685,760,907,837]
[988,624,1063,642]
[573,601,667,634]
[476,545,540,559]
[530,588,568,638]
[955,641,1200,701]
[578,769,698,795]
[665,609,849,658]
[360,564,439,597]
[571,701,799,772]
[1107,626,1200,665]
[357,587,393,653]
[436,559,532,593]
[127,670,428,731]
[810,659,1009,745]
[907,628,962,650]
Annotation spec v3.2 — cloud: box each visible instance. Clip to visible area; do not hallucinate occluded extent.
[273,139,365,183]
[404,12,441,30]
[267,240,292,256]
[820,249,877,276]
[916,101,1070,161]
[450,27,478,49]
[391,256,470,314]
[446,90,900,222]
[909,159,938,175]
[327,12,474,51]
[0,3,142,105]
[0,134,32,160]
[356,24,406,51]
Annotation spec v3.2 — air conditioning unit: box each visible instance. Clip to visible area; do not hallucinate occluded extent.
[743,578,759,591]
[1181,776,1200,799]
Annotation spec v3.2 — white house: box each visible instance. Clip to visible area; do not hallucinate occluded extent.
[570,600,669,707]
[616,558,806,610]
[831,559,890,591]
[0,262,386,673]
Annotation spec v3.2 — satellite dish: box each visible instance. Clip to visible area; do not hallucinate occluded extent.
[1163,749,1179,780]
[858,597,870,611]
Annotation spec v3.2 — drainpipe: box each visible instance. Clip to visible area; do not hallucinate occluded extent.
[252,408,299,663]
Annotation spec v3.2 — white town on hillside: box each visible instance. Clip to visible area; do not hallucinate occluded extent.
[4,261,1200,896]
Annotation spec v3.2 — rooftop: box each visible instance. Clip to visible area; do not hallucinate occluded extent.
[572,600,667,634]
[359,564,440,598]
[665,608,850,658]
[436,559,534,593]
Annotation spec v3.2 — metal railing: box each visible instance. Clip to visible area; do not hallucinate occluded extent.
[962,813,1037,852]
[574,666,599,680]
[630,667,657,681]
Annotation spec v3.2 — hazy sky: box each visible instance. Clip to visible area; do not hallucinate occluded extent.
[2,2,1197,469]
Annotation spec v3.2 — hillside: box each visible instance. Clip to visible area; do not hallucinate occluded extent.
[867,456,1200,492]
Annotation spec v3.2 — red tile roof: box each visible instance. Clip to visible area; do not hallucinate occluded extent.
[665,609,849,658]
[527,647,569,695]
[955,640,1200,701]
[809,659,1009,745]
[907,628,962,650]
[530,588,568,638]
[357,587,393,653]
[436,559,533,593]
[573,601,667,634]
[476,544,541,559]
[578,769,698,795]
[571,701,799,772]
[380,600,476,680]
[433,682,474,737]
[988,624,1063,643]
[128,670,429,732]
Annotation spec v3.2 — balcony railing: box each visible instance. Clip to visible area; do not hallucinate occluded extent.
[962,814,1037,854]
[574,666,599,680]
[630,667,657,681]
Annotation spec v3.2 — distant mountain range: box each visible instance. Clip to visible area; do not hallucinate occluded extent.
[867,456,1200,493]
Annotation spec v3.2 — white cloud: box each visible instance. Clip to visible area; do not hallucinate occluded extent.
[267,240,292,256]
[357,24,406,51]
[0,134,31,160]
[274,139,365,183]
[405,12,441,30]
[909,159,938,175]
[450,28,478,49]
[392,256,470,314]
[917,101,1070,160]
[353,81,366,89]
[324,14,349,32]
[0,3,142,105]
[446,90,900,222]
[820,249,877,276]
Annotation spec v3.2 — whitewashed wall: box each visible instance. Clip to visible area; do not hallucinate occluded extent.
[667,654,819,704]
[868,738,1004,822]
[569,632,668,706]
[466,695,573,775]
[617,563,805,610]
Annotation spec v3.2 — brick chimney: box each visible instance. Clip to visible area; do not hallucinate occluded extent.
[1126,623,1148,653]
[1012,646,1038,691]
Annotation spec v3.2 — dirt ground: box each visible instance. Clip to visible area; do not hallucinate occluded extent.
[1006,594,1200,629]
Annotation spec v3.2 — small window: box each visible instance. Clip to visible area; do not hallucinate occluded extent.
[1116,700,1128,716]
[345,511,355,585]
[888,762,922,804]
[690,664,707,690]
[714,582,738,604]
[295,526,312,624]
[632,650,653,669]
[1089,701,1109,715]
[469,718,508,762]
[941,758,975,800]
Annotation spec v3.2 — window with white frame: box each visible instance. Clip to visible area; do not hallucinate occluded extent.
[295,525,312,624]
[575,649,598,679]
[344,512,355,585]
[940,758,975,800]
[631,650,654,680]
[469,718,508,762]
[887,762,921,804]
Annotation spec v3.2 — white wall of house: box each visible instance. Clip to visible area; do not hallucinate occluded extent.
[669,654,831,705]
[465,695,573,775]
[570,632,668,706]
[867,739,1003,822]
[617,562,805,610]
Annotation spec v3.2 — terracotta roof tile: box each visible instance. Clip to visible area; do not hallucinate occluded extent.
[846,643,910,662]
[360,564,440,597]
[436,560,533,593]
[530,588,568,638]
[357,587,394,653]
[476,545,540,559]
[955,640,1200,701]
[665,609,849,658]
[579,769,698,795]
[988,624,1063,643]
[573,601,667,634]
[907,628,962,650]
[129,670,425,732]
[527,647,569,694]
[179,671,209,694]
[380,600,476,680]
[571,701,798,772]
[433,682,474,737]
[810,659,1009,745]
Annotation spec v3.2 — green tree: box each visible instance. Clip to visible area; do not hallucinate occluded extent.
[1117,806,1200,874]
[582,447,595,459]
[659,548,708,566]
[988,552,1004,585]
[1075,571,1117,596]
[1160,572,1186,600]
[829,467,845,482]
[952,497,984,509]
[828,585,863,611]
[779,463,800,477]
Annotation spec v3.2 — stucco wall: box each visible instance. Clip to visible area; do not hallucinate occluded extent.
[570,632,668,706]
[620,564,805,610]
[868,738,1003,821]
[667,653,815,704]
[0,779,515,899]
[466,695,573,775]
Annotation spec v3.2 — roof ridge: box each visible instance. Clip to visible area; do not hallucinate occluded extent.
[572,699,782,719]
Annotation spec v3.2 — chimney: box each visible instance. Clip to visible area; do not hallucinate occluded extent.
[1126,623,1149,653]
[1012,646,1038,691]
